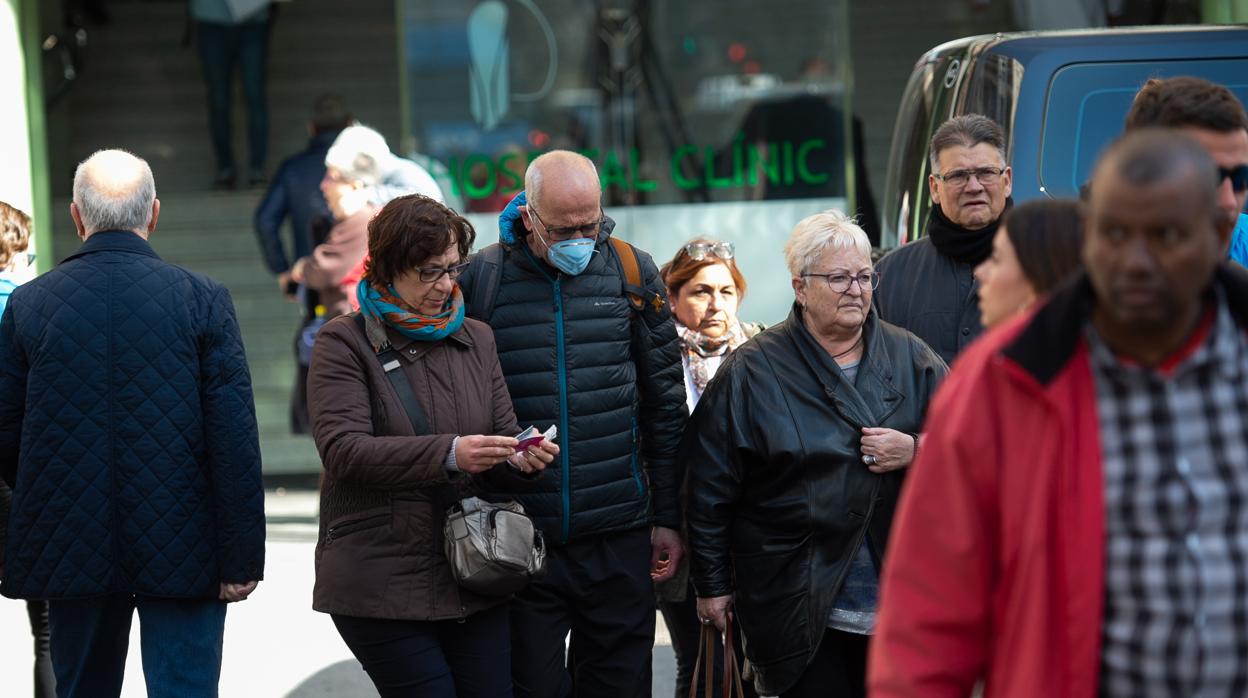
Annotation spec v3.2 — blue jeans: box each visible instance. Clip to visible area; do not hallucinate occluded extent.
[196,19,269,173]
[332,603,512,698]
[47,594,227,698]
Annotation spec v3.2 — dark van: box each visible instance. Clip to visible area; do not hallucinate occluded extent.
[880,25,1248,248]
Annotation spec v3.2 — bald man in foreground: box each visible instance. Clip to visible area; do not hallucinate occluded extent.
[460,150,687,696]
[0,149,264,697]
[869,130,1248,696]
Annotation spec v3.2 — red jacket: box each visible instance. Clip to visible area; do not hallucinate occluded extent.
[869,267,1248,697]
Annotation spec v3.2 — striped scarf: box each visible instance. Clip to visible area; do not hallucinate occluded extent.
[356,278,465,342]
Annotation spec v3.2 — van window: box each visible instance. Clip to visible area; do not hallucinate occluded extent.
[1039,59,1248,198]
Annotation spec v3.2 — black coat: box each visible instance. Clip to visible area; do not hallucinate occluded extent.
[0,232,265,599]
[458,196,688,543]
[874,236,983,365]
[683,305,947,695]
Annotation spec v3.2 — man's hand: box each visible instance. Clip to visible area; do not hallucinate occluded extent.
[219,580,258,602]
[696,594,733,633]
[455,435,520,474]
[860,427,917,474]
[650,526,684,583]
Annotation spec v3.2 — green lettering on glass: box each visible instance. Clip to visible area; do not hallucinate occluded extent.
[498,152,524,193]
[462,154,496,199]
[797,139,829,184]
[782,141,795,185]
[601,150,628,190]
[671,145,700,188]
[630,149,657,192]
[704,147,733,189]
[732,133,745,186]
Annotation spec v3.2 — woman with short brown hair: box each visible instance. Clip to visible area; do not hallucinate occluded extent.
[307,194,557,698]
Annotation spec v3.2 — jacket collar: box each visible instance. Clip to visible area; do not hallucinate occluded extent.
[62,230,161,264]
[783,303,903,428]
[1002,263,1248,386]
[363,312,474,360]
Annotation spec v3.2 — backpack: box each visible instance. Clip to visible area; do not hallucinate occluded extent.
[466,237,664,321]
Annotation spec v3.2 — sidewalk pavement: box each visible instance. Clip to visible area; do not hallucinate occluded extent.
[0,489,678,697]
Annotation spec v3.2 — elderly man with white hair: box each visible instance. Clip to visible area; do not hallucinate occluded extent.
[0,149,264,697]
[290,124,442,317]
[680,210,946,698]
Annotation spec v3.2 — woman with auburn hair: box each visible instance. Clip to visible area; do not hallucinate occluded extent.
[657,237,761,698]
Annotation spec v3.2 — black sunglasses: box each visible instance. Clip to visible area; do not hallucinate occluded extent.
[1220,164,1248,194]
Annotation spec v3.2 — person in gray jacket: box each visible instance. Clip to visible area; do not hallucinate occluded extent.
[874,115,1014,364]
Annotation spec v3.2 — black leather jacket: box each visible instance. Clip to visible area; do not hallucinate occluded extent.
[683,305,947,695]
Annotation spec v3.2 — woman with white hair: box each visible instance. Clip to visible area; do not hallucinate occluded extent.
[681,211,947,698]
[289,125,388,317]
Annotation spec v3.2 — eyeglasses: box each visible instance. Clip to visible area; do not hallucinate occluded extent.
[529,207,606,241]
[1220,164,1248,194]
[415,261,470,283]
[933,166,1006,188]
[684,241,734,261]
[802,270,880,293]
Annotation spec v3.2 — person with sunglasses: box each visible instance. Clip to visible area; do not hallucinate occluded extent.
[1123,76,1248,268]
[683,211,947,698]
[656,237,761,698]
[874,115,1014,366]
[306,194,558,698]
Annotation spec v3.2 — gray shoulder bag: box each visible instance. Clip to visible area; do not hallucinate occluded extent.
[354,313,546,597]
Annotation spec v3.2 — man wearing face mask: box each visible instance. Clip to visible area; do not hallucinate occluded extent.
[460,150,688,697]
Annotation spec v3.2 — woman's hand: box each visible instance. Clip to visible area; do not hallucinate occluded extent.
[508,438,559,475]
[696,595,733,633]
[860,427,916,473]
[454,435,519,474]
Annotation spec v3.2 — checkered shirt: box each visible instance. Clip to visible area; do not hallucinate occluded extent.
[1089,294,1248,697]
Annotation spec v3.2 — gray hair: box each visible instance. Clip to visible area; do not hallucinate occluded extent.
[783,209,872,278]
[929,114,1007,172]
[72,149,156,234]
[325,125,391,187]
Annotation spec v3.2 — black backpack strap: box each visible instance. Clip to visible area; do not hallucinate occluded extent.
[466,243,506,321]
[353,312,431,435]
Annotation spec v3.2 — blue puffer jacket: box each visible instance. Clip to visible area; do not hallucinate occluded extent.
[459,193,688,543]
[0,231,265,599]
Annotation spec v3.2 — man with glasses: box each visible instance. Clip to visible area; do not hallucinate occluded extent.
[872,126,1248,698]
[1123,76,1248,268]
[874,114,1013,364]
[459,150,687,697]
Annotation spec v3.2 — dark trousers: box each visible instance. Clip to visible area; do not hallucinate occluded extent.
[779,628,868,698]
[28,600,56,698]
[47,594,227,698]
[196,20,269,173]
[511,528,655,698]
[657,587,756,698]
[332,603,512,698]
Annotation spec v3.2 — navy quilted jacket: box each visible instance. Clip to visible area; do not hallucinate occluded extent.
[459,194,688,544]
[0,231,265,599]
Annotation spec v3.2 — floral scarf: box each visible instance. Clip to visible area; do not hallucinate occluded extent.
[356,278,465,342]
[676,319,753,394]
